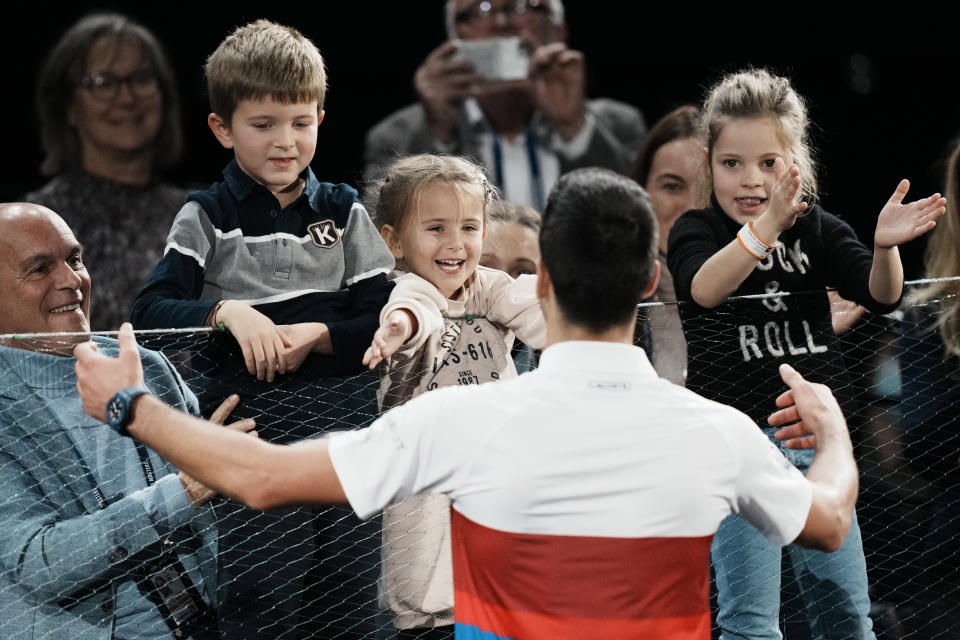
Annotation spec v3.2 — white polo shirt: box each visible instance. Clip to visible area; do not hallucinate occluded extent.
[329,341,811,639]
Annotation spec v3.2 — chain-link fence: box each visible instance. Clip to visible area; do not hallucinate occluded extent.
[0,281,957,639]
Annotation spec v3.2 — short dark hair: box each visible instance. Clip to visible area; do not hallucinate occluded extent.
[632,105,699,187]
[36,13,183,177]
[540,168,657,332]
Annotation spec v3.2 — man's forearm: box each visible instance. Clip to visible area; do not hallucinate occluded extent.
[127,396,346,509]
[771,364,860,551]
[74,323,348,509]
[807,430,858,509]
[797,430,858,551]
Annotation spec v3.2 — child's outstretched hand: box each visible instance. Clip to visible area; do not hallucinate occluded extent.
[760,158,808,234]
[216,300,291,382]
[874,179,946,248]
[363,310,415,370]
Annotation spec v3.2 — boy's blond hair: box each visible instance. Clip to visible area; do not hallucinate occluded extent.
[205,19,327,121]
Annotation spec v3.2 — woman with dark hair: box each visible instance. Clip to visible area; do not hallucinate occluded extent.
[632,105,701,385]
[24,13,187,330]
[481,200,543,372]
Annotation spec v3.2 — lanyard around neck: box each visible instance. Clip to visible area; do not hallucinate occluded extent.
[69,438,158,511]
[12,359,160,512]
[491,127,545,211]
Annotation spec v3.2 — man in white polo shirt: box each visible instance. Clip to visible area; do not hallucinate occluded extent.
[75,168,859,640]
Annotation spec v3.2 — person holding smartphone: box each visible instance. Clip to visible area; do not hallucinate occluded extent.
[363,0,646,212]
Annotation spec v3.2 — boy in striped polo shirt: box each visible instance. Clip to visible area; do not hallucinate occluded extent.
[132,20,394,639]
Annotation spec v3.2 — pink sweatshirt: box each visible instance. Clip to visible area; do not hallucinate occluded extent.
[376,266,545,629]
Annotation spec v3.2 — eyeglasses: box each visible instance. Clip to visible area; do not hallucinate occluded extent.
[455,0,551,25]
[79,70,159,103]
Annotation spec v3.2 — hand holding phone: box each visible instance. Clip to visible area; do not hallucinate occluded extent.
[414,41,479,144]
[454,36,530,82]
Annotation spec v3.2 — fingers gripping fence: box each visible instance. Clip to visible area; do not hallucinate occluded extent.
[0,280,956,639]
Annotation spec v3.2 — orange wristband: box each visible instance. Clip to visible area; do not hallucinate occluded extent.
[736,222,777,260]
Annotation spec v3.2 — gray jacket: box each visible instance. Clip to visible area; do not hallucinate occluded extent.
[363,98,646,185]
[0,340,218,640]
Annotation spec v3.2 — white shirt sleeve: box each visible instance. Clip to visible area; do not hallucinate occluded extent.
[327,387,471,520]
[722,416,813,547]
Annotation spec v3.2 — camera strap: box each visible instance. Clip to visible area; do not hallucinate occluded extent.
[69,436,217,639]
[491,126,545,211]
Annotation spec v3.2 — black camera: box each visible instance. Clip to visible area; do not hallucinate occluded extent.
[136,536,217,639]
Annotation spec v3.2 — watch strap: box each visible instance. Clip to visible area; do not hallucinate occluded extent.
[106,386,150,437]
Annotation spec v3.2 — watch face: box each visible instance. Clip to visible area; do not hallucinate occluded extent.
[107,398,124,426]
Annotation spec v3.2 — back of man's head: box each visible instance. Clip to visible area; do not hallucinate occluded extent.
[540,168,658,332]
[205,19,327,122]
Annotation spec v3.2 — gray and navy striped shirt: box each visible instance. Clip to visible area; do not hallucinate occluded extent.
[132,160,395,373]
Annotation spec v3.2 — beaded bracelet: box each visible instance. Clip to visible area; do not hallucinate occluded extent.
[207,300,226,329]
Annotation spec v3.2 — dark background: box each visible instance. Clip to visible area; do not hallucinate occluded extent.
[3,3,955,277]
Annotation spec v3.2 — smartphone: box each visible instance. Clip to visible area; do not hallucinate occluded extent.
[454,36,530,82]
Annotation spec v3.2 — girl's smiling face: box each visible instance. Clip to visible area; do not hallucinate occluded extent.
[710,117,794,225]
[385,183,486,299]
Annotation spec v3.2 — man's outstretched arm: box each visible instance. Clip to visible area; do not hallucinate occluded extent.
[770,363,858,552]
[75,323,347,510]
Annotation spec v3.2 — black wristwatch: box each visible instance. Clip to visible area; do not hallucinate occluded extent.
[106,386,150,436]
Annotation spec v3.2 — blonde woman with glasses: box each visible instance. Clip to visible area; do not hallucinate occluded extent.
[24,13,187,331]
